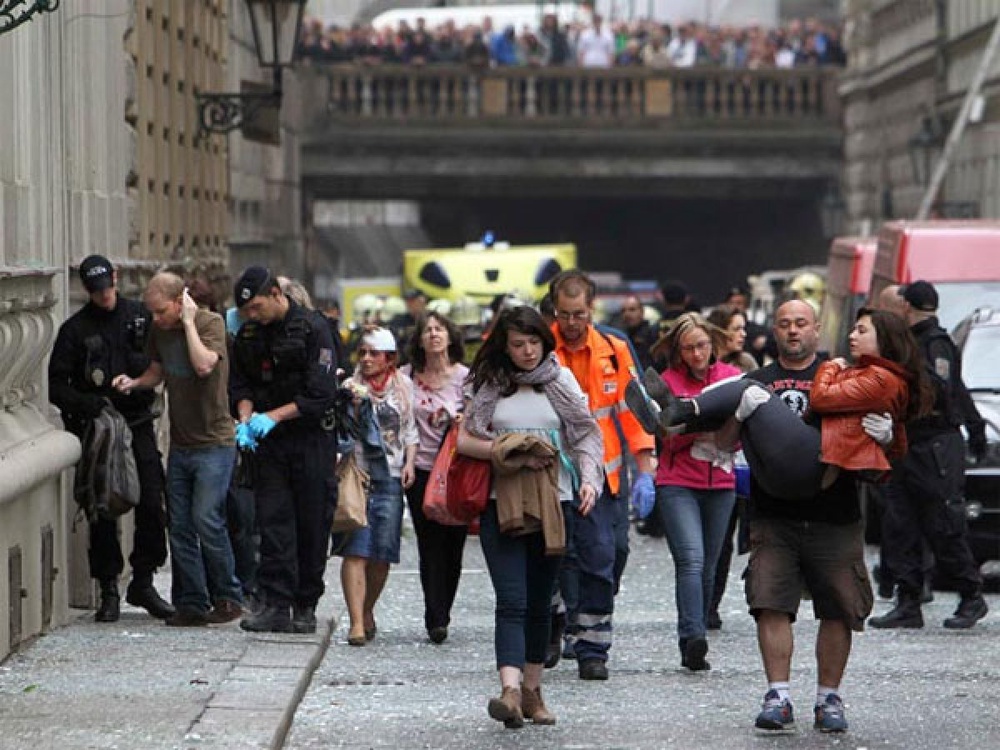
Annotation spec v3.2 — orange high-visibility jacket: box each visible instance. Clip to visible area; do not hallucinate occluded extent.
[552,324,655,495]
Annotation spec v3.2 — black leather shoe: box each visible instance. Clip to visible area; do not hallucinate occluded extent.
[869,599,923,629]
[428,626,448,644]
[95,583,120,623]
[292,605,317,634]
[126,582,176,620]
[624,380,662,435]
[681,637,711,671]
[165,607,209,627]
[240,605,293,633]
[943,595,988,629]
[642,367,673,410]
[578,658,609,680]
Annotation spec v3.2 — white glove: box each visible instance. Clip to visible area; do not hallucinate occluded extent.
[862,412,893,447]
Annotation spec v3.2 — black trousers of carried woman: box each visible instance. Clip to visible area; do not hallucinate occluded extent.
[687,379,825,500]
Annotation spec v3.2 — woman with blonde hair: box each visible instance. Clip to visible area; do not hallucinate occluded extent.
[645,312,743,671]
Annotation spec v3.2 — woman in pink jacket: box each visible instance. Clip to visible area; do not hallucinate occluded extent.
[650,312,742,672]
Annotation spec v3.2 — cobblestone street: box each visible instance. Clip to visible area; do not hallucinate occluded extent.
[286,524,1000,750]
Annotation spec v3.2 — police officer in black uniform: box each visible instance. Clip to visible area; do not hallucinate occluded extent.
[229,267,339,634]
[48,255,174,623]
[870,280,989,630]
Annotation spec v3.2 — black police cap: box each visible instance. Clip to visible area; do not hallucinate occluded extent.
[79,255,114,293]
[234,266,275,308]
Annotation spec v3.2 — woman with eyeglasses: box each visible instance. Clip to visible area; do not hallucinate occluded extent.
[647,312,743,672]
[399,311,470,645]
[334,326,418,646]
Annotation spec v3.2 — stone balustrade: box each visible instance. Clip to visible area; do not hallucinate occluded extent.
[314,64,841,126]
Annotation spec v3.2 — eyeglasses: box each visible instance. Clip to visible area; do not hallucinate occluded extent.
[556,310,589,322]
[356,348,384,357]
[680,340,712,354]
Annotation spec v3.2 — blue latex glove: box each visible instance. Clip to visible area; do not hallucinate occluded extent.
[630,472,656,520]
[247,412,278,440]
[235,422,258,452]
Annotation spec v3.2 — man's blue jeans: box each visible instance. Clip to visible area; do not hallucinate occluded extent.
[167,444,242,612]
[657,485,735,643]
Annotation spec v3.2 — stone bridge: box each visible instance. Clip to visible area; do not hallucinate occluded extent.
[293,63,844,298]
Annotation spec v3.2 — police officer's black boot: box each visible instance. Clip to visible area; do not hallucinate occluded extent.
[869,591,924,629]
[95,579,120,623]
[291,604,317,634]
[943,594,988,629]
[240,604,293,633]
[126,572,176,620]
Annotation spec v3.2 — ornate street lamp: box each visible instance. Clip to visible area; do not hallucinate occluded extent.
[196,0,306,138]
[908,115,944,186]
[0,0,59,34]
[819,181,847,239]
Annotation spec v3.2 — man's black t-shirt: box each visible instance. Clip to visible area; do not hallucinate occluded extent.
[747,357,860,525]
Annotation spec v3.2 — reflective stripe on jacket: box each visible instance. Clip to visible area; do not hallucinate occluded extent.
[553,324,655,494]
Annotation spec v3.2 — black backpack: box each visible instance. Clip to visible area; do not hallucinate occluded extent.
[74,403,140,521]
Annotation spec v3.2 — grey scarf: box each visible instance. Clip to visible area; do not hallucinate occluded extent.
[465,352,604,493]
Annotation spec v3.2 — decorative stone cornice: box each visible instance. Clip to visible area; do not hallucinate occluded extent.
[0,266,59,412]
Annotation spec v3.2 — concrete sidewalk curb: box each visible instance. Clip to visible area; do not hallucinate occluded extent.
[185,610,339,748]
[269,616,335,749]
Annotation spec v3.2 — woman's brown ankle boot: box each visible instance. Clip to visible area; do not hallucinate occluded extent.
[487,686,524,729]
[521,686,556,725]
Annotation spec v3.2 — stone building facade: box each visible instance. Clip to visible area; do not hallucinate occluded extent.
[841,0,1000,230]
[0,0,302,660]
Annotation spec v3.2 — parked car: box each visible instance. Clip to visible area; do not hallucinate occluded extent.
[950,307,1000,567]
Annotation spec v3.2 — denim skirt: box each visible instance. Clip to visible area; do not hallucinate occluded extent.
[332,476,404,563]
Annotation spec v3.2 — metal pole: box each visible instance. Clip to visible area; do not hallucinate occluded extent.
[916,16,1000,219]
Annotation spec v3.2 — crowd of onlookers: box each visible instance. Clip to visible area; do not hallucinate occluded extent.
[298,13,846,70]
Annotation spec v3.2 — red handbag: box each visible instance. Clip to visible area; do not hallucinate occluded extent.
[423,425,467,526]
[446,451,491,523]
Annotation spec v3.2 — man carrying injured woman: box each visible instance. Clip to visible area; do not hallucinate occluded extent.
[626,307,932,500]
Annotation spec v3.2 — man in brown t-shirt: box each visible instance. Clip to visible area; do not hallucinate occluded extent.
[113,271,243,626]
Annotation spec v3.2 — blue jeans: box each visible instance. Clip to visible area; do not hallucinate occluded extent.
[167,445,242,612]
[479,501,563,669]
[657,485,735,642]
